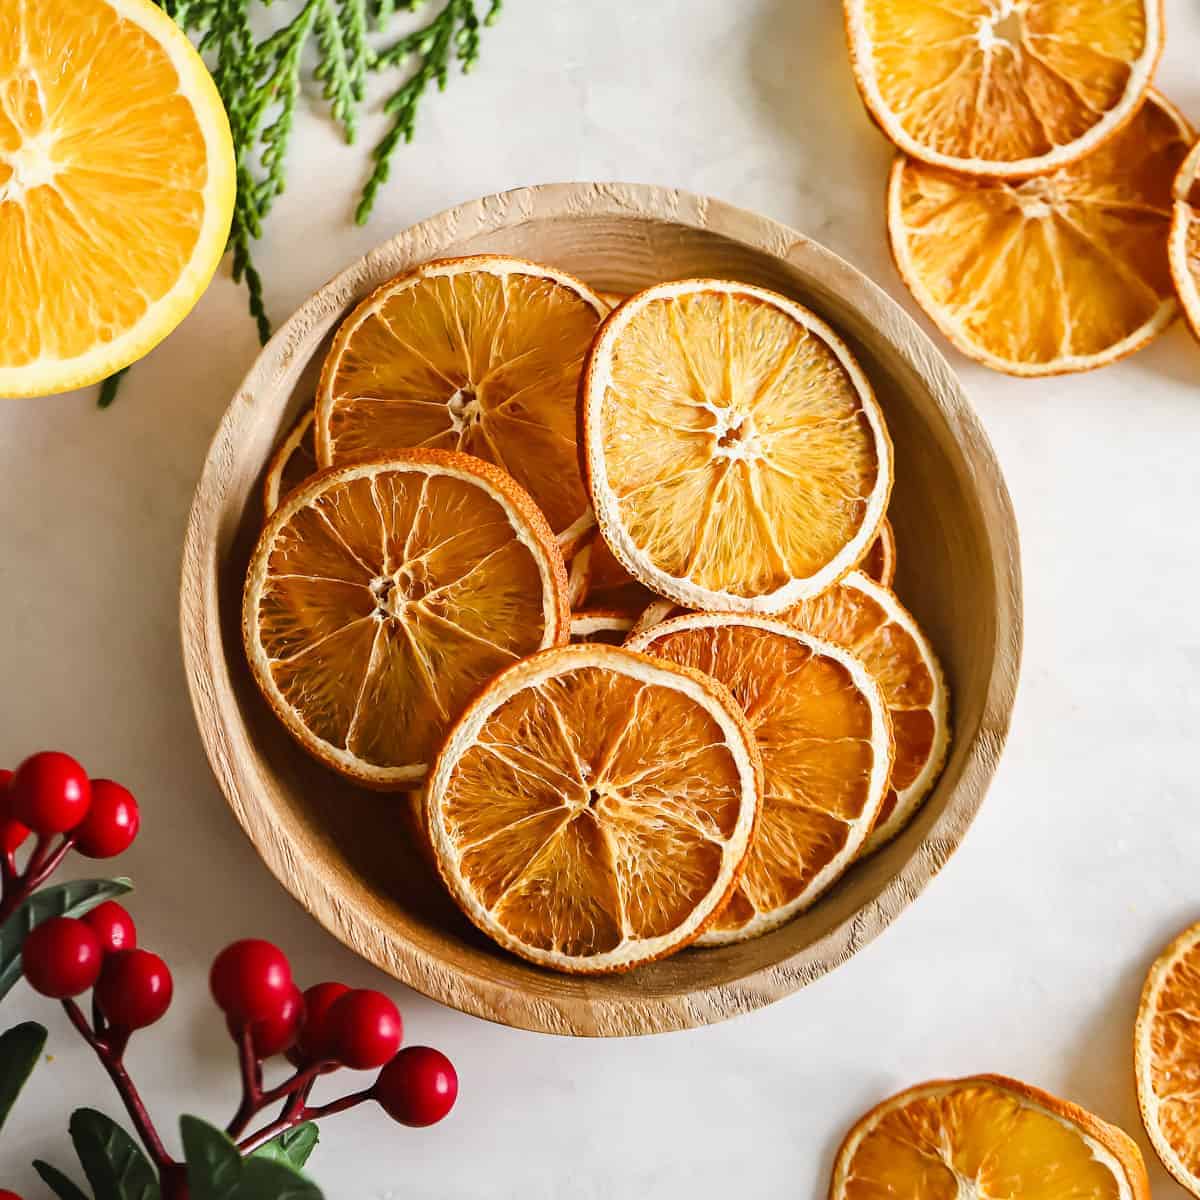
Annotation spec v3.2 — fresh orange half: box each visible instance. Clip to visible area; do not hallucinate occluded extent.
[425,644,762,973]
[570,609,637,644]
[315,255,604,546]
[1135,919,1200,1196]
[783,571,949,854]
[628,614,891,943]
[581,279,893,612]
[243,450,569,788]
[844,0,1163,179]
[859,516,896,588]
[1169,141,1200,343]
[262,409,318,516]
[832,1075,1151,1200]
[888,92,1192,376]
[0,0,236,398]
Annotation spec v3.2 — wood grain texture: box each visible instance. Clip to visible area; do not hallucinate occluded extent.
[180,182,1022,1037]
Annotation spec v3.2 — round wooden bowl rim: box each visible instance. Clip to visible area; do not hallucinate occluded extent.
[181,181,1023,1036]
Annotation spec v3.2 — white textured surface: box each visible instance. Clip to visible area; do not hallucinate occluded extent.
[2,1,1200,1194]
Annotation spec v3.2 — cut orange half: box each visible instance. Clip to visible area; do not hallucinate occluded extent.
[0,0,236,398]
[1169,141,1200,343]
[628,614,891,943]
[832,1075,1151,1200]
[262,409,318,516]
[569,609,637,645]
[581,279,893,612]
[1135,920,1200,1196]
[243,450,569,788]
[315,255,604,544]
[859,516,896,588]
[888,91,1192,376]
[782,572,949,854]
[844,0,1163,179]
[425,644,762,974]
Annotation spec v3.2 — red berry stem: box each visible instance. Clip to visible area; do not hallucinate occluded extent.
[225,1024,264,1139]
[234,1086,373,1156]
[0,833,75,923]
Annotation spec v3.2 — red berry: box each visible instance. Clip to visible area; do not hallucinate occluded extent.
[96,949,173,1031]
[10,752,91,834]
[73,779,139,858]
[21,917,103,998]
[0,1190,26,1200]
[328,989,402,1070]
[294,981,350,1063]
[209,939,292,1023]
[0,769,29,856]
[83,901,137,955]
[374,1046,457,1126]
[228,984,304,1058]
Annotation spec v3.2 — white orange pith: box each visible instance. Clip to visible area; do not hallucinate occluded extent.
[844,0,1163,179]
[262,409,318,515]
[243,450,569,788]
[888,92,1192,376]
[569,609,636,645]
[832,1075,1150,1200]
[1169,140,1200,343]
[0,0,236,398]
[315,255,604,539]
[581,279,892,612]
[782,571,949,854]
[425,644,762,973]
[628,614,891,944]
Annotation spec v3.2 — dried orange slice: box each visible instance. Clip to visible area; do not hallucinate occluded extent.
[581,279,892,612]
[888,92,1192,376]
[1169,141,1200,343]
[0,0,236,398]
[1135,919,1200,1195]
[628,599,680,640]
[425,644,762,973]
[844,0,1163,179]
[585,534,658,616]
[832,1075,1151,1200]
[859,516,896,588]
[596,291,630,311]
[569,609,636,644]
[262,410,318,516]
[783,571,949,854]
[315,255,604,545]
[628,614,891,943]
[243,450,569,788]
[566,539,593,609]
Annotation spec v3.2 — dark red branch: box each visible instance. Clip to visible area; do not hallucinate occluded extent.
[235,1086,373,1155]
[22,834,76,893]
[226,1024,263,1138]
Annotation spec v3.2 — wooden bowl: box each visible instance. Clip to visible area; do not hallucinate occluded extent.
[182,183,1022,1036]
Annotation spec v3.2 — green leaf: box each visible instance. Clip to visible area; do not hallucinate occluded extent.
[182,1115,323,1200]
[34,1160,92,1200]
[69,1108,160,1200]
[0,878,133,1003]
[0,1020,46,1130]
[252,1122,319,1169]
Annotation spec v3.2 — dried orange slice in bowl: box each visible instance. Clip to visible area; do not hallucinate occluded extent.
[833,1075,1151,1200]
[581,279,892,612]
[888,91,1192,377]
[859,516,896,588]
[844,0,1163,179]
[1169,140,1200,343]
[315,255,604,548]
[627,614,891,944]
[425,644,762,974]
[243,449,569,788]
[262,409,318,516]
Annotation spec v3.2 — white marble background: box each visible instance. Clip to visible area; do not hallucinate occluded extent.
[4,1,1200,1195]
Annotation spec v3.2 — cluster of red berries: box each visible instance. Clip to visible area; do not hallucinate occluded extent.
[212,939,457,1127]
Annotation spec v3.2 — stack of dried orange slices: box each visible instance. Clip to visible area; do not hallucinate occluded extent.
[243,254,951,975]
[844,0,1200,374]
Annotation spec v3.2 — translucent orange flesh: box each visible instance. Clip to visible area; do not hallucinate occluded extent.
[256,468,554,772]
[784,582,935,833]
[862,0,1148,164]
[1145,941,1200,1174]
[441,664,747,957]
[642,623,879,933]
[276,414,318,505]
[322,269,599,534]
[600,291,880,598]
[0,0,208,366]
[893,97,1190,367]
[841,1082,1124,1200]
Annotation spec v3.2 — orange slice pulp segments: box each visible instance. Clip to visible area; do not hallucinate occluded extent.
[315,255,604,542]
[243,450,569,788]
[263,409,318,515]
[1169,140,1200,343]
[0,0,236,398]
[832,1075,1150,1200]
[627,614,891,944]
[888,91,1192,376]
[844,0,1162,178]
[425,644,762,973]
[582,279,892,612]
[859,516,896,587]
